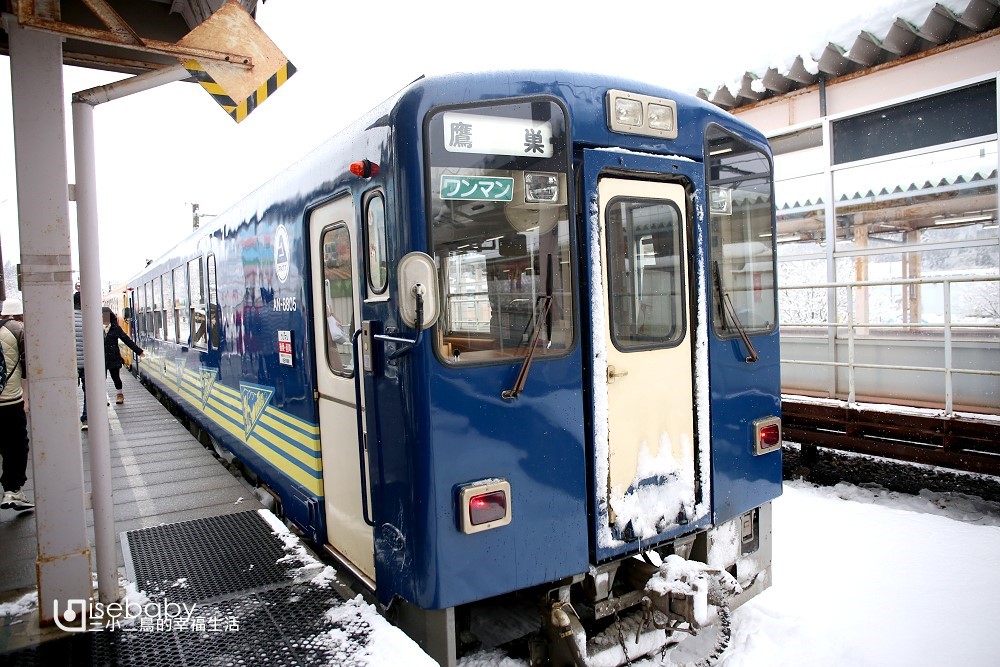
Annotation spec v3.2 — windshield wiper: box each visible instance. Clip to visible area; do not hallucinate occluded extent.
[502,295,553,399]
[713,261,759,364]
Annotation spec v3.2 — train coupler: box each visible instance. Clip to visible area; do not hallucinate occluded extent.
[639,554,742,632]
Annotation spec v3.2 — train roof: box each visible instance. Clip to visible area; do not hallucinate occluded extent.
[130,69,764,282]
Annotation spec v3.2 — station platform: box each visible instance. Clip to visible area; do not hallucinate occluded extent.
[0,372,434,665]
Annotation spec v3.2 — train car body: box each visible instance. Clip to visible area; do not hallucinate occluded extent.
[127,70,782,666]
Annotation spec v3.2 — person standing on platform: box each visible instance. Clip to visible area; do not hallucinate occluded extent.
[74,291,88,430]
[0,298,34,511]
[103,308,143,405]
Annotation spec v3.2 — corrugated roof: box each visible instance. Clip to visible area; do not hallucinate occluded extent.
[699,0,1000,110]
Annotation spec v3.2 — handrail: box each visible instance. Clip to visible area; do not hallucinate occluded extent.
[778,274,999,415]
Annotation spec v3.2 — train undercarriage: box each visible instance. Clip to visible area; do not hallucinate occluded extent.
[455,505,773,667]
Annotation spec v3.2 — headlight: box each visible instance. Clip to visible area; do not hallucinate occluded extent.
[524,172,560,203]
[607,89,679,140]
[614,98,643,127]
[647,103,675,132]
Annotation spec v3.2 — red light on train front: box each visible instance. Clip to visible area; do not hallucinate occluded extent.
[754,417,782,455]
[469,491,507,525]
[349,159,380,178]
[458,480,512,534]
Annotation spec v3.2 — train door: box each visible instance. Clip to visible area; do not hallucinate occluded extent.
[308,196,375,581]
[595,178,697,541]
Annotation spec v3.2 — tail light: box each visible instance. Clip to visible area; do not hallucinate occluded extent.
[753,417,782,455]
[458,480,512,534]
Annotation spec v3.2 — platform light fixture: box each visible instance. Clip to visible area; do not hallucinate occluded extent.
[607,89,679,140]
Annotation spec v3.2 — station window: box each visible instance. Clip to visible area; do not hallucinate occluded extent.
[189,257,207,350]
[706,125,777,337]
[365,192,388,294]
[320,225,355,374]
[832,81,997,165]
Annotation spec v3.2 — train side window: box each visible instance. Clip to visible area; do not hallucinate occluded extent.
[173,266,189,344]
[207,254,220,349]
[321,225,355,375]
[153,275,164,340]
[164,273,175,342]
[189,257,207,350]
[365,192,388,294]
[142,282,150,335]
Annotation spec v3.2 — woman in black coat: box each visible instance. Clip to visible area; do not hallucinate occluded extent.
[102,308,143,404]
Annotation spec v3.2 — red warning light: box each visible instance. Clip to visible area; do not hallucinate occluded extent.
[349,159,380,179]
[469,491,507,526]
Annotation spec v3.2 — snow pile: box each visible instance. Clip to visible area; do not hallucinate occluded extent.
[608,437,696,540]
[257,509,436,665]
[0,591,37,618]
[459,478,1000,666]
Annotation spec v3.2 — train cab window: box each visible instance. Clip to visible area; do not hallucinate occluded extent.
[606,198,686,349]
[321,226,355,374]
[207,255,220,349]
[189,257,207,350]
[706,126,777,337]
[426,99,574,364]
[365,192,388,294]
[173,266,189,344]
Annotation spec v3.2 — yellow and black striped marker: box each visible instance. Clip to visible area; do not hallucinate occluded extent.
[183,59,297,123]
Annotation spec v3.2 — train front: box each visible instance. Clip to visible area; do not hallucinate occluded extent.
[377,79,781,665]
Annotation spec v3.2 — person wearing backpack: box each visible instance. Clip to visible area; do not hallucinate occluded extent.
[0,297,33,511]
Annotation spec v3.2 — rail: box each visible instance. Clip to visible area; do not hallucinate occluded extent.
[778,274,999,415]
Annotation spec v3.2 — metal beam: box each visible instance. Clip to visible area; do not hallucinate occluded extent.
[16,2,254,68]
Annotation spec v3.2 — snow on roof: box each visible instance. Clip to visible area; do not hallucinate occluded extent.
[699,0,1000,110]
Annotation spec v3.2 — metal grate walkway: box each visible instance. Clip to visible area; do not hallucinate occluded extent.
[2,511,401,666]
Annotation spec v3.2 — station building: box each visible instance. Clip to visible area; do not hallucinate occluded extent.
[700,0,999,415]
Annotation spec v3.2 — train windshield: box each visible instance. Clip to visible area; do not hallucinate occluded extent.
[706,126,778,337]
[426,100,574,364]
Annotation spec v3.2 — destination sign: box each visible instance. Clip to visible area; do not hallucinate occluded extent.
[443,112,554,158]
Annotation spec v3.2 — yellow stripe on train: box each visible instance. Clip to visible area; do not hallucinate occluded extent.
[138,358,323,493]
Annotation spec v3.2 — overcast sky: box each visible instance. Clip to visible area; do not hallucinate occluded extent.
[0,0,954,286]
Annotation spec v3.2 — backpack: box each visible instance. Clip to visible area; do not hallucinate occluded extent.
[0,318,21,393]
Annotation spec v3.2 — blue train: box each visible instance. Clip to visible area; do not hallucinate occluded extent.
[126,70,782,666]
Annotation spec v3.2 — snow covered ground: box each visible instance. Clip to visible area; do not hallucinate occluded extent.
[460,480,1000,667]
[4,479,998,666]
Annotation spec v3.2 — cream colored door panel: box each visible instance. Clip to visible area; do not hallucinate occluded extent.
[597,178,697,539]
[309,196,375,580]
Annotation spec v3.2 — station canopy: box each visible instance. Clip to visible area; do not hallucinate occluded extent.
[698,0,1000,110]
[0,0,259,73]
